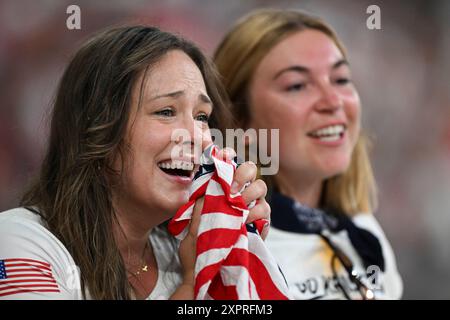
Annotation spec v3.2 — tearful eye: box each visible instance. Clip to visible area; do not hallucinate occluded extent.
[195,113,210,123]
[155,108,174,117]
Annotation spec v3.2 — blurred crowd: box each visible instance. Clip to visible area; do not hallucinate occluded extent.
[0,0,449,298]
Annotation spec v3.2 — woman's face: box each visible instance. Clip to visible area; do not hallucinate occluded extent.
[116,50,212,219]
[248,29,361,183]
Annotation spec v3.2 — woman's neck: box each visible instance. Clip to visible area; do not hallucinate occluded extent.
[111,194,162,299]
[275,170,323,208]
[114,216,150,254]
[111,196,160,261]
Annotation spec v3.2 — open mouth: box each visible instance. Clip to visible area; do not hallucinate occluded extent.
[307,124,346,142]
[157,160,195,178]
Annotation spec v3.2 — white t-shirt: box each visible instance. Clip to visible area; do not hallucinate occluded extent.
[266,213,403,300]
[0,207,182,300]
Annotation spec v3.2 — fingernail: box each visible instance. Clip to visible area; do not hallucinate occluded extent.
[224,147,236,159]
[231,181,239,194]
[261,222,270,239]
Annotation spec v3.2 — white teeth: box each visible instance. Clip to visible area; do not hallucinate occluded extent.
[310,125,345,138]
[318,135,340,142]
[157,161,194,171]
[158,163,169,169]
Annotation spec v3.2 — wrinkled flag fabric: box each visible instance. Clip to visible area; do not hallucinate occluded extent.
[168,144,291,300]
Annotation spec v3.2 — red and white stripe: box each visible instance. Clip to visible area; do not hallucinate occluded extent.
[168,145,291,300]
[0,258,60,297]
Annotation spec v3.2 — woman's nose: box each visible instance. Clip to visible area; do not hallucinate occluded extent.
[172,116,196,145]
[314,84,343,113]
[172,115,210,161]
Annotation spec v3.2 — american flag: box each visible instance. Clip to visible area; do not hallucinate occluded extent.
[168,145,291,300]
[0,258,60,298]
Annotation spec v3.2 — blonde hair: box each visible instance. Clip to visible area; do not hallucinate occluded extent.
[214,9,377,215]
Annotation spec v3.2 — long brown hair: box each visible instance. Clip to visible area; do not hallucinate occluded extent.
[21,25,233,299]
[214,9,377,215]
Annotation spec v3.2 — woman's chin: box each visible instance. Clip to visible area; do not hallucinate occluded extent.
[319,156,352,178]
[159,191,190,214]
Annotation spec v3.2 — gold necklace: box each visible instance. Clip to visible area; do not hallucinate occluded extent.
[127,240,150,277]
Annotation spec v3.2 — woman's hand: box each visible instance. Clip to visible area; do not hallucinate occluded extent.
[170,197,203,300]
[220,148,271,240]
[173,148,271,299]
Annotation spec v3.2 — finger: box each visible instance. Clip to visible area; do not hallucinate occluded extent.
[231,161,257,194]
[260,220,270,240]
[189,197,204,237]
[246,199,271,224]
[201,133,214,151]
[192,133,214,165]
[179,197,204,281]
[240,179,267,206]
[216,147,236,162]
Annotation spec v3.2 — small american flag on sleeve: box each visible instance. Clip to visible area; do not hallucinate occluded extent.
[0,258,60,297]
[168,144,291,300]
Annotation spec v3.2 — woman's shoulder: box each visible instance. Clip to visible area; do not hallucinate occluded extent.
[0,207,83,299]
[0,206,43,221]
[0,207,58,242]
[0,207,48,237]
[350,212,404,299]
[351,212,384,235]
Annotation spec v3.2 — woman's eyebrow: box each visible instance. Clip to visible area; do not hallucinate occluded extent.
[199,93,212,105]
[332,59,349,69]
[150,90,184,101]
[273,59,349,80]
[149,90,212,105]
[273,65,309,80]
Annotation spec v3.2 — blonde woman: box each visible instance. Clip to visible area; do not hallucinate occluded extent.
[214,9,402,299]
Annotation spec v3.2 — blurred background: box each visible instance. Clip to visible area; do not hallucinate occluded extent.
[0,0,449,299]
